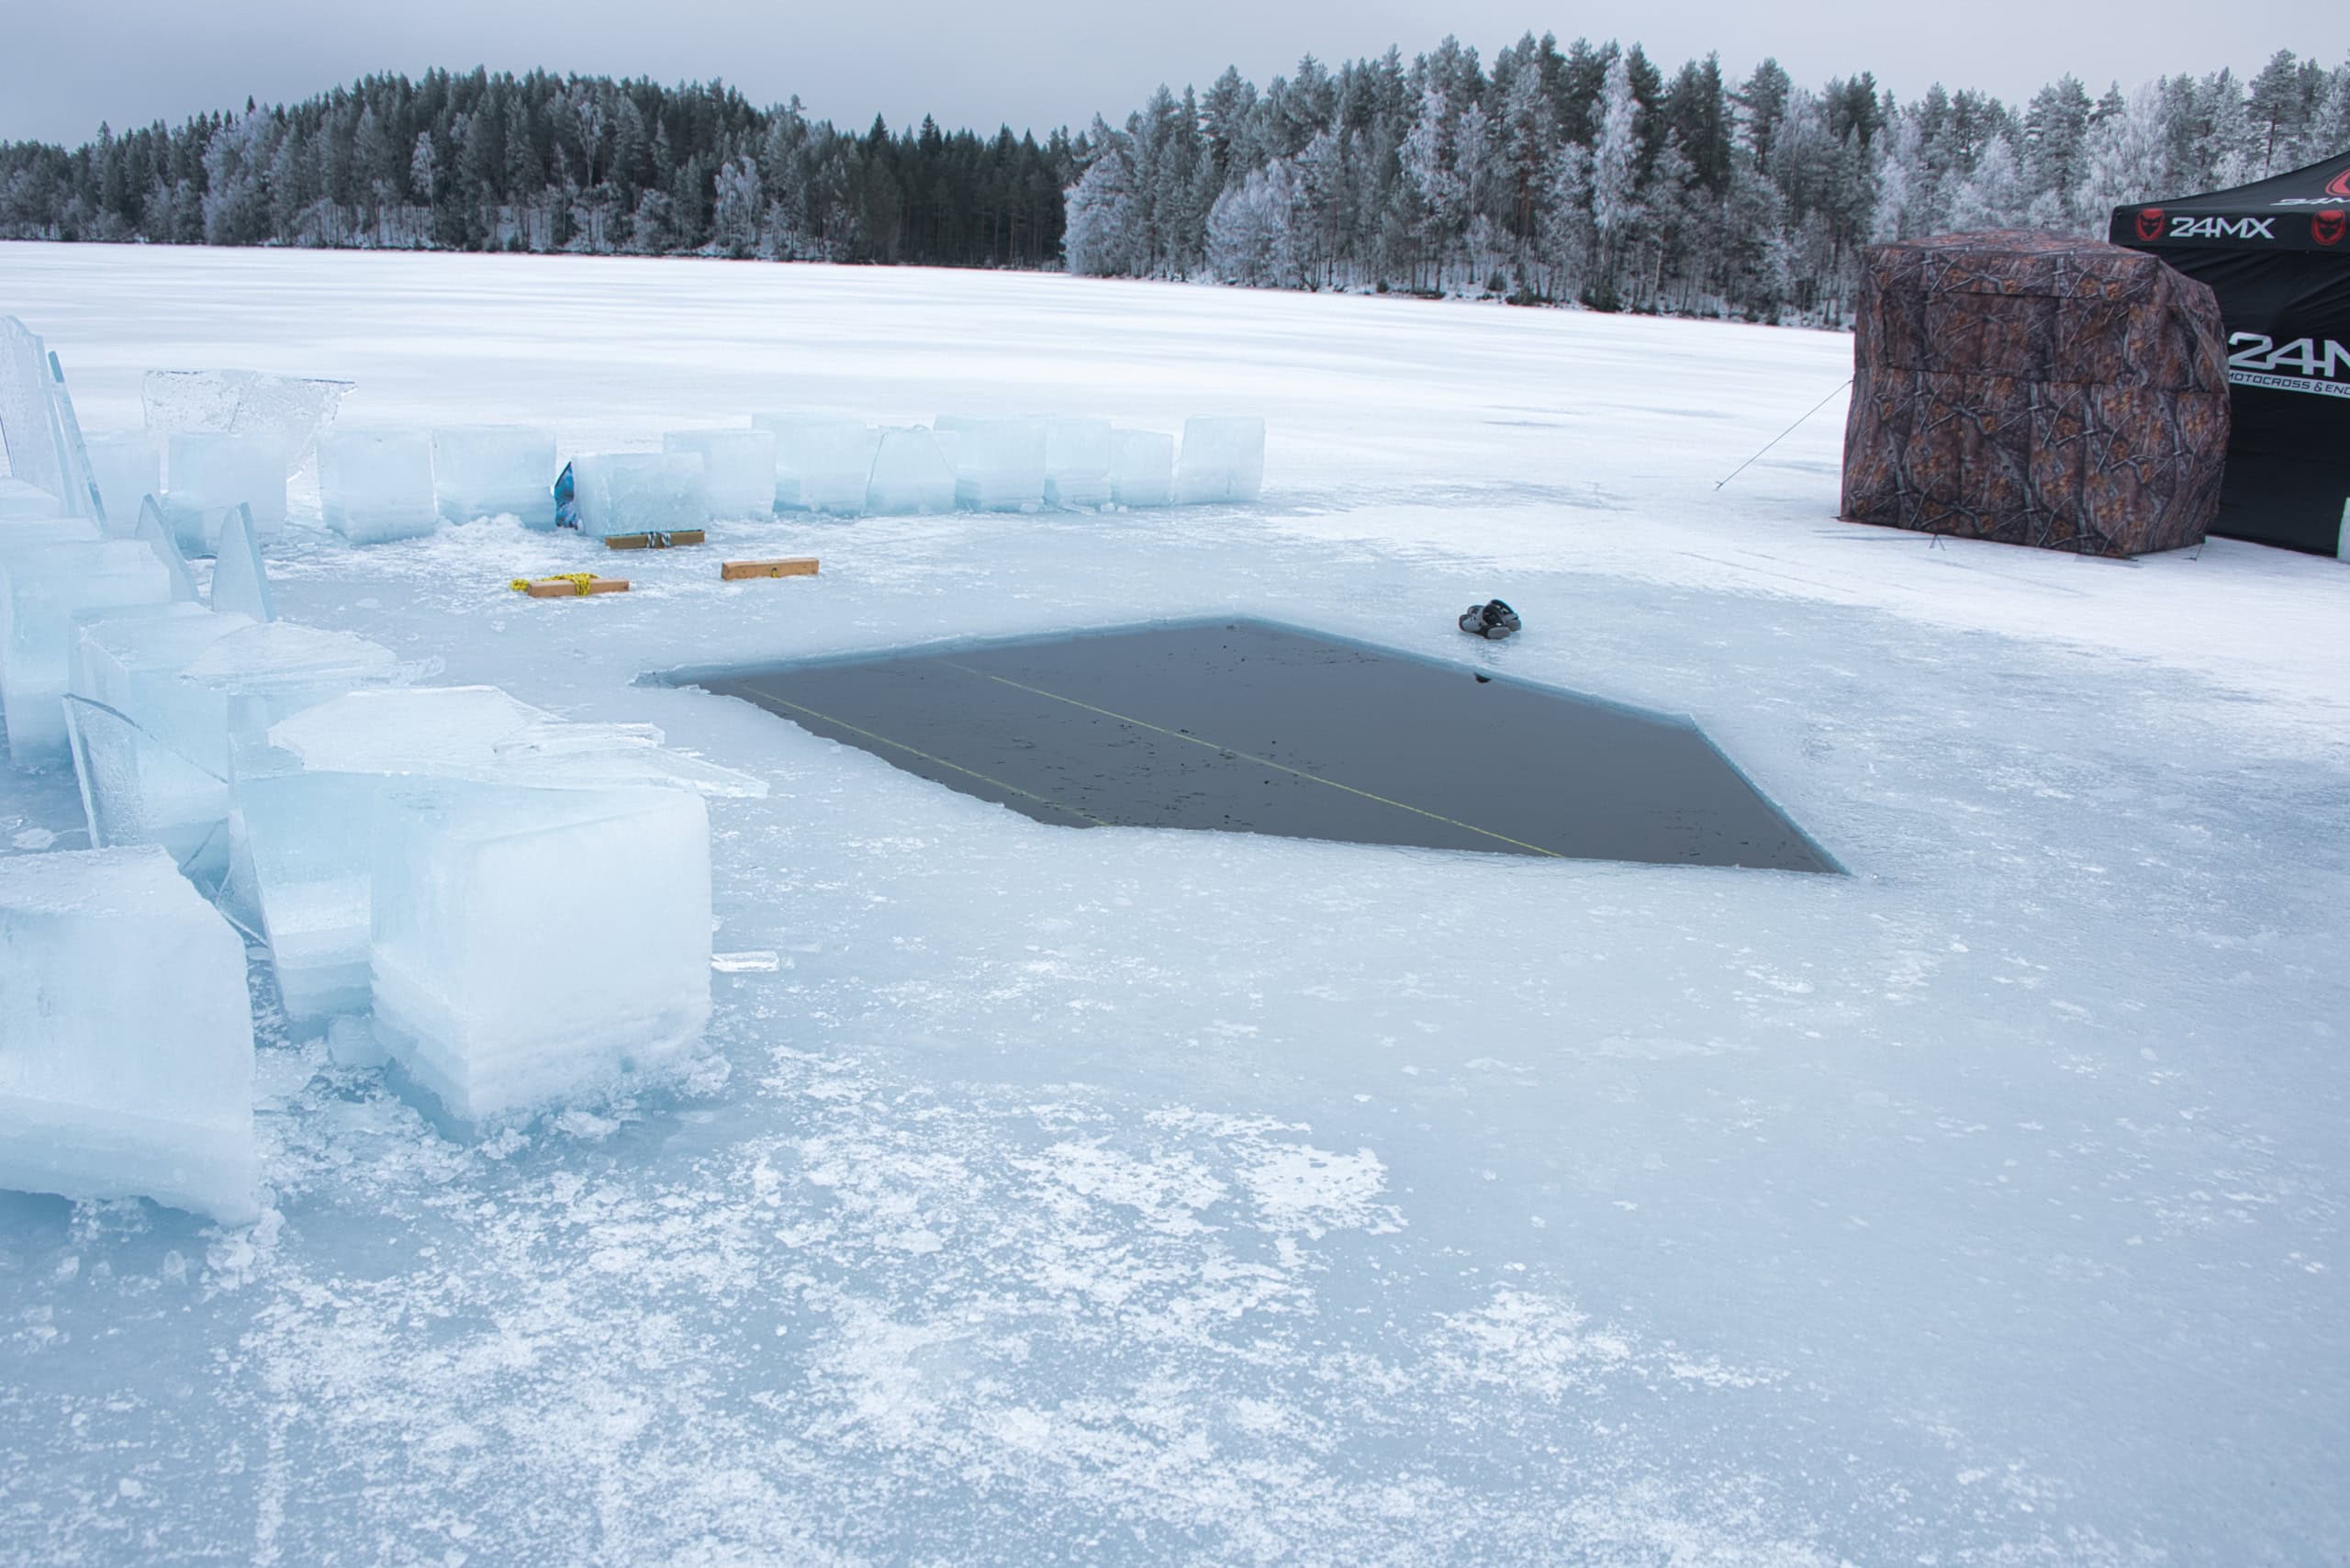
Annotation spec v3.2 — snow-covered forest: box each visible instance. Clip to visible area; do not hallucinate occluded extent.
[2,41,2344,324]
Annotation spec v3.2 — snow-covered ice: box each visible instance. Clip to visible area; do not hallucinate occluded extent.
[0,845,255,1222]
[661,428,776,521]
[0,244,2345,1565]
[318,428,438,545]
[430,423,555,527]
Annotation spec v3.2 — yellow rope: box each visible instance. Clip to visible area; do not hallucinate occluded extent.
[509,573,599,596]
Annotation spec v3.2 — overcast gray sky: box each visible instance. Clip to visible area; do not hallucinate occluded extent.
[6,0,2344,147]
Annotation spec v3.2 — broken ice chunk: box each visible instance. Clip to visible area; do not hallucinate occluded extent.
[208,503,274,623]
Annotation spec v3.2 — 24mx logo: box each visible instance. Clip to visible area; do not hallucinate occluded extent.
[2168,214,2277,240]
[2228,332,2350,380]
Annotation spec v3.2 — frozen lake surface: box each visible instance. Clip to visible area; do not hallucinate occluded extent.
[2,243,2347,1565]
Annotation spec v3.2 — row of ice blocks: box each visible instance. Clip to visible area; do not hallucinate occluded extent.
[257,688,765,1122]
[0,846,258,1222]
[71,426,560,550]
[330,425,561,541]
[734,414,1259,515]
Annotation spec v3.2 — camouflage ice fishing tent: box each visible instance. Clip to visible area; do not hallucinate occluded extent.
[1840,230,2231,557]
[2111,149,2350,554]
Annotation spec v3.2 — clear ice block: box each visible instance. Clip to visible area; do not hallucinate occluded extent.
[1045,419,1114,510]
[320,429,439,545]
[1110,430,1176,508]
[0,846,257,1222]
[565,453,711,540]
[162,432,287,553]
[662,430,777,521]
[81,432,162,536]
[1174,417,1267,505]
[935,416,1047,511]
[751,415,880,514]
[864,428,957,515]
[431,425,557,528]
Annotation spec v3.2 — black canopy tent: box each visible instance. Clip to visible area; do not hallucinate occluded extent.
[2110,150,2350,554]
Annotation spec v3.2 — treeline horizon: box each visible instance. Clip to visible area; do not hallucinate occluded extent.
[0,44,2344,326]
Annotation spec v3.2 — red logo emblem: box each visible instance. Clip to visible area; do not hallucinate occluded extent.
[2316,210,2347,247]
[2134,207,2165,241]
[2328,168,2350,199]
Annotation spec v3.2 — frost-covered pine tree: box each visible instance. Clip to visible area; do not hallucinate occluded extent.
[711,158,764,258]
[1063,119,1140,275]
[2076,85,2172,234]
[1206,161,1300,286]
[1587,51,1640,306]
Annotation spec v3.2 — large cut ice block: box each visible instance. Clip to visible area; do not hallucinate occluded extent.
[0,846,257,1222]
[431,425,556,528]
[662,430,777,521]
[1174,417,1267,505]
[320,429,439,545]
[1045,420,1114,510]
[1,540,174,768]
[751,414,880,514]
[565,453,711,540]
[1111,430,1175,508]
[82,432,161,535]
[238,687,548,1029]
[163,432,287,553]
[864,428,957,514]
[368,783,715,1122]
[265,689,765,1110]
[935,416,1047,511]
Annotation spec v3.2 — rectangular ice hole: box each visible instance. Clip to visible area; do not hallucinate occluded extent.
[687,622,1839,872]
